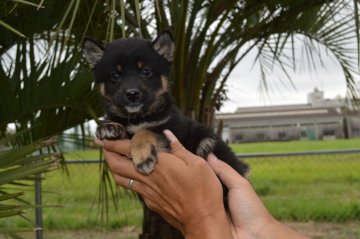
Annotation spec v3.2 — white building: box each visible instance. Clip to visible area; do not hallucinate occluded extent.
[215,89,360,143]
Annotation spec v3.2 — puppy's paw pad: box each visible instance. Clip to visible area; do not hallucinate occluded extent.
[135,155,158,174]
[196,137,216,159]
[96,122,126,140]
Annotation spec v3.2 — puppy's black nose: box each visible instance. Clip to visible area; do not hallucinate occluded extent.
[126,88,141,102]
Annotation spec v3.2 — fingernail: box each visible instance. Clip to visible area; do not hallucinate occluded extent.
[163,130,177,143]
[207,154,218,163]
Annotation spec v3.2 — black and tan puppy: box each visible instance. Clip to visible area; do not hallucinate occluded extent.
[82,31,248,177]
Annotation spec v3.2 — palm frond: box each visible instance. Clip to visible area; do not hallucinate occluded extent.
[0,20,25,38]
[0,137,60,232]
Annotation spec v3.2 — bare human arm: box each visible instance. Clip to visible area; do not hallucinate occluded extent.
[207,154,309,239]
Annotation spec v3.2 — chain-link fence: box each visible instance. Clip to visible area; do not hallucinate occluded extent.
[2,149,360,238]
[240,149,360,222]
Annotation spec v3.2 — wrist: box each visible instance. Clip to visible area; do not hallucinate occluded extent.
[255,219,309,239]
[183,206,233,239]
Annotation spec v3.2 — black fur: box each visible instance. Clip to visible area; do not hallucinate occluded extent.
[83,31,248,177]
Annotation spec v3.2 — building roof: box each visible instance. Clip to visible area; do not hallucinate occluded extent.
[216,107,342,121]
[216,89,345,121]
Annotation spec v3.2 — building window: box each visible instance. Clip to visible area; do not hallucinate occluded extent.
[323,129,335,136]
[300,131,307,138]
[235,134,242,142]
[278,132,286,139]
[256,133,265,140]
[352,128,360,135]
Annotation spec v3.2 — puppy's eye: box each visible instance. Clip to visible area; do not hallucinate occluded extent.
[141,67,153,78]
[110,72,121,82]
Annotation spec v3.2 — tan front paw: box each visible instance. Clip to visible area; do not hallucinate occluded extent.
[131,143,158,174]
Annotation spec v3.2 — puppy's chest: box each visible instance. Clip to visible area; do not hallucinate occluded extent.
[125,116,171,134]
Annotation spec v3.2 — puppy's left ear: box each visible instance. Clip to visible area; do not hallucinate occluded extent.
[152,30,175,63]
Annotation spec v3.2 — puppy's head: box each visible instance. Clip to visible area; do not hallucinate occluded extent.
[82,31,174,118]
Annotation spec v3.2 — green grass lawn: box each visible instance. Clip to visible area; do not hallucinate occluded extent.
[2,138,360,231]
[244,154,360,221]
[232,138,360,222]
[231,138,360,154]
[2,163,143,231]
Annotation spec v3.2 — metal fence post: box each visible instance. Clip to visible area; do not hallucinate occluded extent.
[35,173,43,239]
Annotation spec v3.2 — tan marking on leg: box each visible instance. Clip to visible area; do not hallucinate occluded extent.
[131,129,158,168]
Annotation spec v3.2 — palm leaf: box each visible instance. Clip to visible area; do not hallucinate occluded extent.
[0,137,60,232]
[0,20,25,38]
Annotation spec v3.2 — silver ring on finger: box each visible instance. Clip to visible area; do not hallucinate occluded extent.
[128,179,135,190]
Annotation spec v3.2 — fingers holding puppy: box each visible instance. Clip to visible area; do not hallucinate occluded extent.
[94,137,131,158]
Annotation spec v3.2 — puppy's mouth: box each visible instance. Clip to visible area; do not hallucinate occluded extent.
[125,103,144,113]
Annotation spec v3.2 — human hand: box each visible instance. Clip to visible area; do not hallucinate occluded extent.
[95,130,233,239]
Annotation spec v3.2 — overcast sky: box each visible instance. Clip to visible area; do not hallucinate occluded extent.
[218,47,349,113]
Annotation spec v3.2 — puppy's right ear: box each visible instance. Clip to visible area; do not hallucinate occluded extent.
[82,37,104,68]
[152,30,174,63]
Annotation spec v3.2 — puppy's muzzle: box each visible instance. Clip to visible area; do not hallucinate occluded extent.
[123,88,144,113]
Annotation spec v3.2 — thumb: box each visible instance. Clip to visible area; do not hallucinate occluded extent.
[163,129,185,152]
[163,130,201,164]
[207,154,247,189]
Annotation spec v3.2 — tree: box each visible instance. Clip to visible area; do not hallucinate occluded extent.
[1,0,359,238]
[112,0,360,126]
